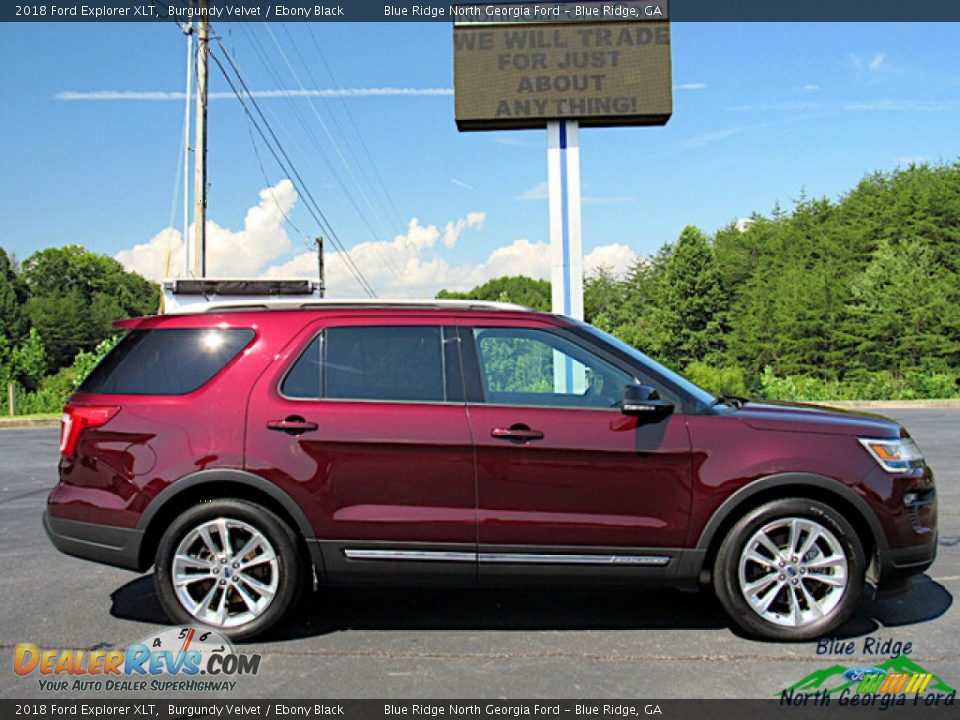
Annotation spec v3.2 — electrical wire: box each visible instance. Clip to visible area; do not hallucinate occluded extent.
[208,41,377,297]
[262,24,408,288]
[305,24,407,231]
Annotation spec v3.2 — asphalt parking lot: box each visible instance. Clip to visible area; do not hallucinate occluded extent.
[1,408,956,699]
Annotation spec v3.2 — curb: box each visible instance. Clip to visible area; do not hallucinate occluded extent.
[0,418,60,429]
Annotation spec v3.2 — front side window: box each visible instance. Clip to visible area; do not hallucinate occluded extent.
[471,327,634,409]
[282,325,456,403]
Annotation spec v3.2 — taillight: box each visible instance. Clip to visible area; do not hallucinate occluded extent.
[59,405,120,457]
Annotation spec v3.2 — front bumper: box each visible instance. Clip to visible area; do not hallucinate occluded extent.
[876,531,937,594]
[43,511,144,572]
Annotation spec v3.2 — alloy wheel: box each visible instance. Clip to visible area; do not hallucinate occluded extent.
[171,517,280,628]
[737,517,848,627]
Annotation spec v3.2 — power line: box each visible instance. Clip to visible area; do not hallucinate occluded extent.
[245,120,306,240]
[207,40,377,297]
[261,24,409,288]
[305,24,407,231]
[280,23,400,237]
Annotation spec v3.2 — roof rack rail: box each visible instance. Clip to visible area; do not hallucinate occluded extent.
[159,278,532,314]
[167,297,532,315]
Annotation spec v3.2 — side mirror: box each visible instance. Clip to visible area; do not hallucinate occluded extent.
[621,384,674,417]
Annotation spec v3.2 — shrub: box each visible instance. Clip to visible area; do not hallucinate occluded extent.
[757,367,960,402]
[12,335,120,414]
[684,362,748,397]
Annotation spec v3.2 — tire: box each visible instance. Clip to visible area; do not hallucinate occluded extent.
[713,498,865,641]
[154,499,303,642]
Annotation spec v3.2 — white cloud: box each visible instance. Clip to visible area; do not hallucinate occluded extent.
[115,180,296,280]
[675,83,707,90]
[450,177,475,190]
[849,52,898,83]
[804,84,820,92]
[518,181,548,201]
[680,126,746,149]
[584,244,637,276]
[118,182,637,301]
[115,227,184,280]
[264,213,490,297]
[56,88,453,101]
[265,212,635,297]
[482,238,551,280]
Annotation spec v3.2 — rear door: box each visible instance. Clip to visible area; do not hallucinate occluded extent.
[461,320,693,579]
[245,317,476,582]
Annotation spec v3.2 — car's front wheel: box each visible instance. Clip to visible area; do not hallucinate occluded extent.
[713,498,866,641]
[154,499,302,641]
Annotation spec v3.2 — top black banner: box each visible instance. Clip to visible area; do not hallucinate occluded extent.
[4,0,960,23]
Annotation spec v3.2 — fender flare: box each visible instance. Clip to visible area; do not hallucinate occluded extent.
[695,472,887,552]
[136,468,317,542]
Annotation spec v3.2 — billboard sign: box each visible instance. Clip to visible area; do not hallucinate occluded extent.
[454,1,672,130]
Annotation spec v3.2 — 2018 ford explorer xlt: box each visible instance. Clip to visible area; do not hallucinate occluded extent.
[44,300,937,641]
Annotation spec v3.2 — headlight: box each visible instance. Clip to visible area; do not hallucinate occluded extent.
[858,437,925,473]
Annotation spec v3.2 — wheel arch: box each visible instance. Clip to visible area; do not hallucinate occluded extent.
[135,469,321,573]
[696,472,885,582]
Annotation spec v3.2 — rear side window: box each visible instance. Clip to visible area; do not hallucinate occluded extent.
[282,326,459,403]
[79,328,255,395]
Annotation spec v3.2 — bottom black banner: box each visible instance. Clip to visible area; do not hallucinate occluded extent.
[2,699,957,720]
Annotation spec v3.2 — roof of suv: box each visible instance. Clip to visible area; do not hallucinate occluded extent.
[161,298,533,314]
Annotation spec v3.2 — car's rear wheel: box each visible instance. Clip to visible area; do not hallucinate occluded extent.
[713,498,865,641]
[155,499,302,641]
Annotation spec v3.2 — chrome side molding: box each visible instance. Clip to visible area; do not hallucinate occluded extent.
[343,549,475,562]
[343,549,671,566]
[479,553,670,566]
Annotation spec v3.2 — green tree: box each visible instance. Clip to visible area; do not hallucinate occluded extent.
[437,275,551,310]
[584,266,628,328]
[9,327,48,391]
[847,239,960,371]
[645,225,728,368]
[19,246,158,371]
[0,248,26,343]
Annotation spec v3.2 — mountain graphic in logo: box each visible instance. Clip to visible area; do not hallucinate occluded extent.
[781,655,956,696]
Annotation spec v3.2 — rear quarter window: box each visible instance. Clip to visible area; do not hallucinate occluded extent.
[79,328,255,395]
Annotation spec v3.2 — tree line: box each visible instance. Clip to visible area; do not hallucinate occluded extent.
[440,161,960,400]
[0,246,158,413]
[1,161,958,413]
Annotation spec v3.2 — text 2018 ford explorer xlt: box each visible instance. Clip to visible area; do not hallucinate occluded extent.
[44,300,937,640]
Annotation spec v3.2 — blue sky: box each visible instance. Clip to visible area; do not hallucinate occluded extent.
[1,21,957,296]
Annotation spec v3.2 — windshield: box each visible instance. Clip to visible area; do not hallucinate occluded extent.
[572,321,717,407]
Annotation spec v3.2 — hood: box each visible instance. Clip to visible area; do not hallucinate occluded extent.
[734,399,905,438]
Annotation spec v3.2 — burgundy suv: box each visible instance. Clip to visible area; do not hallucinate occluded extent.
[44,301,937,640]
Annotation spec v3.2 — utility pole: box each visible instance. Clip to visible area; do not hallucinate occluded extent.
[316,237,325,298]
[192,1,210,278]
[181,20,193,278]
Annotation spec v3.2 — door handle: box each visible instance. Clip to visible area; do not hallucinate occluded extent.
[266,416,318,435]
[491,424,544,443]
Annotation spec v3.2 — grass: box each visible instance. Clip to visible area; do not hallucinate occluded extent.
[0,412,60,421]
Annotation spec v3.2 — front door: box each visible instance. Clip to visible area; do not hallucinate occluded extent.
[462,322,693,578]
[245,319,476,582]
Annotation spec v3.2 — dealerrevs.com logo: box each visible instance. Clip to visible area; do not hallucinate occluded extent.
[13,627,261,692]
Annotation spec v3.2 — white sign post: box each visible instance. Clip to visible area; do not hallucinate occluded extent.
[547,119,586,393]
[547,119,584,321]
